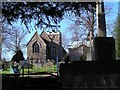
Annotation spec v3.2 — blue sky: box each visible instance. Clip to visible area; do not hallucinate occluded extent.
[2,2,119,60]
[25,2,119,40]
[105,2,118,36]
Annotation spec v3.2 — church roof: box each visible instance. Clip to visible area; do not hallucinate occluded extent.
[26,31,52,46]
[40,31,52,42]
[26,30,62,47]
[26,31,38,46]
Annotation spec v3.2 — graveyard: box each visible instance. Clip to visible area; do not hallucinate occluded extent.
[1,1,120,90]
[1,65,57,74]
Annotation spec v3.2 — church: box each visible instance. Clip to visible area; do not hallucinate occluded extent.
[26,30,66,66]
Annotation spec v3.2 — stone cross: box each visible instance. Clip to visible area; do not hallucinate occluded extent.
[96,0,106,37]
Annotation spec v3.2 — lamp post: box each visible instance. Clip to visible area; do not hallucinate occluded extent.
[27,57,29,77]
[56,55,59,76]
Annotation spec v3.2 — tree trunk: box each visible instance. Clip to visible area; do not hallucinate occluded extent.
[0,28,2,61]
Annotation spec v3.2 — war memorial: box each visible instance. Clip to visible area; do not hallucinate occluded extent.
[2,1,120,90]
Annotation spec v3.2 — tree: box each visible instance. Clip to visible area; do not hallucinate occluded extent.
[65,3,96,60]
[2,2,96,29]
[0,22,2,61]
[62,32,71,50]
[0,2,2,61]
[65,2,113,60]
[1,2,97,60]
[67,3,112,44]
[2,26,27,55]
[114,15,120,59]
[11,50,24,63]
[67,6,95,44]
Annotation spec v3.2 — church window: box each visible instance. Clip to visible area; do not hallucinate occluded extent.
[32,42,40,53]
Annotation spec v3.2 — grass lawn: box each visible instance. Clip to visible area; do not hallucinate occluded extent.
[0,65,57,74]
[0,69,11,74]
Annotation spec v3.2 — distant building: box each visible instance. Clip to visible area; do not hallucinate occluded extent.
[68,44,90,61]
[26,30,67,66]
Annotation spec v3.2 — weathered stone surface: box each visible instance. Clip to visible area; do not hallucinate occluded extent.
[94,37,115,61]
[95,75,105,86]
[61,75,74,87]
[60,61,120,89]
[86,75,95,87]
[73,75,86,87]
[34,63,42,68]
[107,88,120,90]
[113,75,120,86]
[27,31,66,67]
[43,61,54,68]
[104,75,111,86]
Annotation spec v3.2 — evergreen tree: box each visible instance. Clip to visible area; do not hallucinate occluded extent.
[114,14,120,59]
[2,2,96,29]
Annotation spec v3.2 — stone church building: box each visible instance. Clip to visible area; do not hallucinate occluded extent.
[26,30,66,66]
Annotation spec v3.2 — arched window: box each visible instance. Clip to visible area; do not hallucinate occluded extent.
[32,42,40,53]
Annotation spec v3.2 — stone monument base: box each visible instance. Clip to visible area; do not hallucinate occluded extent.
[94,37,115,61]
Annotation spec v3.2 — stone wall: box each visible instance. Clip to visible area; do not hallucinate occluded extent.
[27,31,65,65]
[59,61,120,90]
[27,32,46,64]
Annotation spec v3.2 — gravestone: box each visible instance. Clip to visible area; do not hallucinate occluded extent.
[34,63,42,68]
[43,61,54,68]
[94,37,116,61]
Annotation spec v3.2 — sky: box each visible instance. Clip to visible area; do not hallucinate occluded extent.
[25,2,119,42]
[2,1,119,61]
[105,2,118,36]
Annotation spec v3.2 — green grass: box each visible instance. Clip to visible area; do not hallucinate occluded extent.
[29,67,56,73]
[0,65,57,74]
[0,69,11,74]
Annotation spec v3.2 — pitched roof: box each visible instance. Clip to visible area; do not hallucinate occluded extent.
[26,31,52,46]
[68,44,90,50]
[26,31,38,46]
[40,31,52,42]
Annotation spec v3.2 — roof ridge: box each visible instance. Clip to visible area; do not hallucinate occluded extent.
[40,31,52,41]
[26,31,38,46]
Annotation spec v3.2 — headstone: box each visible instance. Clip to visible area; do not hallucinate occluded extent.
[34,63,42,68]
[43,61,53,68]
[86,52,91,61]
[94,37,115,61]
[10,66,14,74]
